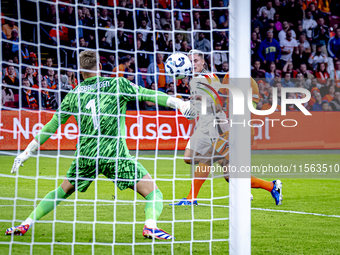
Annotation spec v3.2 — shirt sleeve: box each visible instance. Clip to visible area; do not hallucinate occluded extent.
[308,54,313,64]
[118,77,169,107]
[278,31,284,42]
[292,30,296,39]
[323,55,328,62]
[312,20,317,28]
[35,93,73,144]
[280,40,284,48]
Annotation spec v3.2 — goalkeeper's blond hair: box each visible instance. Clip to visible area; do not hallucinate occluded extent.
[79,50,100,71]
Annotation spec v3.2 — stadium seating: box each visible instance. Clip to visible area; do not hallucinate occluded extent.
[1,0,340,111]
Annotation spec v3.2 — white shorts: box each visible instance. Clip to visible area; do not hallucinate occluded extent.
[185,129,215,155]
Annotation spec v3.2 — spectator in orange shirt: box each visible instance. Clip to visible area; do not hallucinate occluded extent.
[29,52,39,67]
[111,56,131,78]
[49,17,69,45]
[309,89,317,108]
[146,53,171,92]
[258,80,268,101]
[315,62,329,85]
[318,0,331,16]
[2,21,18,39]
[322,85,336,102]
[261,93,281,111]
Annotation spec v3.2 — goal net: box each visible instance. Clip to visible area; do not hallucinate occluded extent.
[0,0,250,254]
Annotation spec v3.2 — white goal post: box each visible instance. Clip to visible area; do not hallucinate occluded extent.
[229,0,251,254]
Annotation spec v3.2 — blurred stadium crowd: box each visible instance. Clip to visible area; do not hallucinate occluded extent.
[1,0,340,111]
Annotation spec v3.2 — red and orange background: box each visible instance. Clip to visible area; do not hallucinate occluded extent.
[0,110,339,151]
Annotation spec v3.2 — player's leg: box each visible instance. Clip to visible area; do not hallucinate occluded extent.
[6,160,96,236]
[133,175,161,219]
[185,152,212,202]
[214,130,283,205]
[133,173,163,229]
[186,133,231,202]
[27,179,74,221]
[171,148,214,205]
[183,147,199,165]
[112,160,173,240]
[136,176,173,240]
[171,131,219,205]
[5,179,74,236]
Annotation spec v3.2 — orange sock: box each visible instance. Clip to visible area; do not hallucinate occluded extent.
[187,163,210,201]
[251,175,274,192]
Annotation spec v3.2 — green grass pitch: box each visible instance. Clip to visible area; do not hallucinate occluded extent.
[0,153,340,254]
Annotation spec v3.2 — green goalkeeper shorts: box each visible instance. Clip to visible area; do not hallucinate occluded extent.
[66,159,149,192]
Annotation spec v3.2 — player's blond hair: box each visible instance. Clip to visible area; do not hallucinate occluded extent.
[79,50,100,71]
[188,49,204,59]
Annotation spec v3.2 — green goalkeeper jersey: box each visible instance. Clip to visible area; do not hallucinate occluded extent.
[35,76,170,168]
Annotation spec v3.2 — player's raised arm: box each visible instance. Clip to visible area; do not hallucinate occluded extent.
[118,77,196,119]
[11,94,73,174]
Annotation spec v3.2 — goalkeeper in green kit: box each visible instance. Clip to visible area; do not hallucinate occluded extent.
[6,51,194,240]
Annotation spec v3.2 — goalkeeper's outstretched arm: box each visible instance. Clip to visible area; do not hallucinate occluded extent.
[135,86,195,119]
[11,110,70,173]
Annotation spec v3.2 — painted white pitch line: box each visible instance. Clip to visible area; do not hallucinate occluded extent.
[200,204,340,218]
[0,203,339,219]
[251,207,340,218]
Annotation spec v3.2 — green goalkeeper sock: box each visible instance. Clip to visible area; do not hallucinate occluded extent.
[28,185,70,221]
[145,189,163,223]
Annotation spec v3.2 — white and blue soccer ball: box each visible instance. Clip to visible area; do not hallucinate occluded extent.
[165,53,192,80]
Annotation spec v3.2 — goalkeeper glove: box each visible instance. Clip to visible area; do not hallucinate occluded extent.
[166,97,196,120]
[11,140,39,174]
